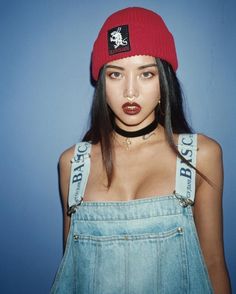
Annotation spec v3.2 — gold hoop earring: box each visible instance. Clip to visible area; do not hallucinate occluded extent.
[158,100,165,115]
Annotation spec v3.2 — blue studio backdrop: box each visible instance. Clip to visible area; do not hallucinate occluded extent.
[0,0,235,293]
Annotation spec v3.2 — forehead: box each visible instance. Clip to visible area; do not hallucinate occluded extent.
[106,55,156,68]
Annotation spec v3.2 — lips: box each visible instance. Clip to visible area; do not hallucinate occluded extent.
[122,102,141,115]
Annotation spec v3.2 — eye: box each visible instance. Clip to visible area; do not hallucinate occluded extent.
[141,71,155,79]
[108,72,122,79]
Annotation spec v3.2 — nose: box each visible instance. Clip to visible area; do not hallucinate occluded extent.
[123,74,138,102]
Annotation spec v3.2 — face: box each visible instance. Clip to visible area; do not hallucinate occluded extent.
[105,55,160,130]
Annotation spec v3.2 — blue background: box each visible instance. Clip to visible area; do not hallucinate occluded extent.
[1,0,235,293]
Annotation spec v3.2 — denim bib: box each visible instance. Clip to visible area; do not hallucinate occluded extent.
[51,134,213,294]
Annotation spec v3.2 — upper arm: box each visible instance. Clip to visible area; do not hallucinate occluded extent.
[58,145,75,249]
[194,134,225,267]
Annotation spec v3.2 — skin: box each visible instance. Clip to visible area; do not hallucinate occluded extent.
[59,55,231,293]
[105,56,160,130]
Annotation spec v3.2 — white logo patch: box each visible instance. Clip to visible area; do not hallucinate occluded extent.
[108,25,131,55]
[110,27,128,49]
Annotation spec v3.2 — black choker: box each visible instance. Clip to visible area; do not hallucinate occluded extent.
[114,120,158,138]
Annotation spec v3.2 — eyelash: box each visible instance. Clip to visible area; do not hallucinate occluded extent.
[141,72,155,79]
[108,72,122,79]
[106,71,156,80]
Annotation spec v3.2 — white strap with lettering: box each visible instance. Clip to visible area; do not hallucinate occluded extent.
[175,134,198,203]
[68,142,91,209]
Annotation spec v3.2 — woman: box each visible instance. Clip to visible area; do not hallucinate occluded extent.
[51,7,231,294]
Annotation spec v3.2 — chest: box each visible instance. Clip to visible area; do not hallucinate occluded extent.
[84,143,178,201]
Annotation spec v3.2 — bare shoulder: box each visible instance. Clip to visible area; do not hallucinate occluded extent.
[58,145,76,208]
[196,134,223,187]
[197,133,223,162]
[59,145,75,169]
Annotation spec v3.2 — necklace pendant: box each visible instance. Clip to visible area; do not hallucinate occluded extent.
[124,137,132,150]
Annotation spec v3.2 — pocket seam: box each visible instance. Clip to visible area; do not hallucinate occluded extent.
[73,226,184,243]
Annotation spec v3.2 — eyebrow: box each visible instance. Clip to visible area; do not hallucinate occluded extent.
[105,63,158,71]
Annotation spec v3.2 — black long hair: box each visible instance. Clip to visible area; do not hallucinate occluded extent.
[83,58,208,187]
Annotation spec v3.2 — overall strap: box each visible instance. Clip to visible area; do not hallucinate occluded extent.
[174,134,198,206]
[67,142,91,215]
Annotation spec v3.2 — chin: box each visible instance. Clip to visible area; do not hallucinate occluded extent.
[116,115,149,128]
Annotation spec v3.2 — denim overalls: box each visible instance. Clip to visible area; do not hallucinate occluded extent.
[51,134,213,294]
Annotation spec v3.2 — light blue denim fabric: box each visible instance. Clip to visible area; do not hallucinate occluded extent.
[51,135,213,294]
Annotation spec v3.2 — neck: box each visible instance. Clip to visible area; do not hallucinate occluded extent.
[113,119,158,150]
[114,119,158,138]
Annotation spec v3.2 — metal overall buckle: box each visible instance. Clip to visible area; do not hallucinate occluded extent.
[67,197,84,216]
[173,191,194,207]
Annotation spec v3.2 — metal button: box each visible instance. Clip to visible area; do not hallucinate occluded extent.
[124,235,129,240]
[177,227,183,233]
[73,234,79,240]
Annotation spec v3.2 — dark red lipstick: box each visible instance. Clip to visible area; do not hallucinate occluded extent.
[122,102,141,115]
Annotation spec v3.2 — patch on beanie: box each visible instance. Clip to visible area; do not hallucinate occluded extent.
[108,25,131,55]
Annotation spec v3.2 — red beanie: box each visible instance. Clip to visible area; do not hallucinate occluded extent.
[92,7,178,81]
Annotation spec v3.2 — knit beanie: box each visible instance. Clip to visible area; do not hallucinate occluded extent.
[92,7,178,81]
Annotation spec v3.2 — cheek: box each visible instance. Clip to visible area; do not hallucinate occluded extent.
[142,79,160,96]
[143,86,160,105]
[147,98,159,113]
[106,92,121,113]
[106,85,122,107]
